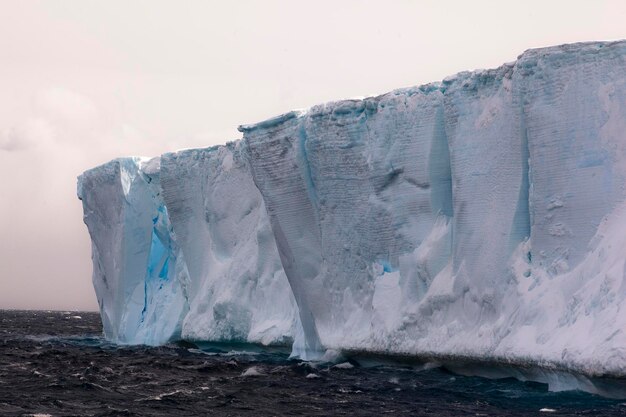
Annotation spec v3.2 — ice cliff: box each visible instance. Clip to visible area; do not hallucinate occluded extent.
[78,41,626,384]
[78,145,299,346]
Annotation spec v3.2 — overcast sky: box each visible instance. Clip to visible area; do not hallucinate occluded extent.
[1,0,625,311]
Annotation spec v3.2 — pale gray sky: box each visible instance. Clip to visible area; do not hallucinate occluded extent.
[1,0,624,311]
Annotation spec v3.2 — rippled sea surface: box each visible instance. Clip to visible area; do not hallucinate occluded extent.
[1,310,625,416]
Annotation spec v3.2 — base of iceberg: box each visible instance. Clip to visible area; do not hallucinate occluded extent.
[78,40,626,395]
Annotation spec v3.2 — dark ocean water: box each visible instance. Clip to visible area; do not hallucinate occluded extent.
[1,310,625,416]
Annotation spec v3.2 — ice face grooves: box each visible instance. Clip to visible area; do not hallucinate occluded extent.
[428,104,453,218]
[509,107,531,253]
[159,148,216,301]
[297,120,319,212]
[243,114,324,358]
[520,43,626,275]
[442,64,531,329]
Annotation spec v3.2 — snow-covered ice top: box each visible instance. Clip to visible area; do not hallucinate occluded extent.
[78,41,626,391]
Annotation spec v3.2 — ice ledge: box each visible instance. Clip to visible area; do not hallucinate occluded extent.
[238,110,307,133]
[344,349,626,398]
[517,39,626,60]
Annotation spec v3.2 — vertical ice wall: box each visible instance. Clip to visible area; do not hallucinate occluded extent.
[520,44,626,274]
[241,41,626,371]
[79,147,300,347]
[159,142,300,345]
[77,157,188,345]
[493,41,626,374]
[430,65,529,353]
[243,88,458,356]
[241,112,324,357]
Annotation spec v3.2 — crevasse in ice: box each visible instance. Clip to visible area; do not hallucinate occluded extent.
[78,41,626,380]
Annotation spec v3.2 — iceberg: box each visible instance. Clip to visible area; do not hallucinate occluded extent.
[78,41,626,387]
